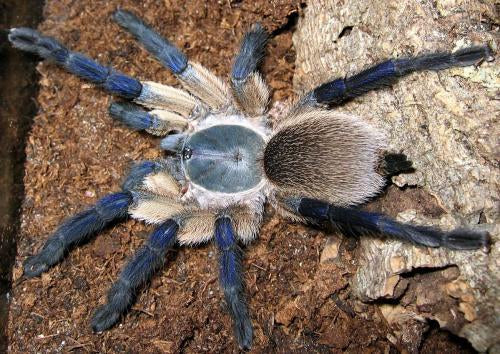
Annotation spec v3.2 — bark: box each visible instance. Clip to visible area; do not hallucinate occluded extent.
[293,0,498,351]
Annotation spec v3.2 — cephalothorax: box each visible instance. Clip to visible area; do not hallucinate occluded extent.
[9,10,491,349]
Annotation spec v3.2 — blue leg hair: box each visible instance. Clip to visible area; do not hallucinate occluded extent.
[296,198,490,250]
[23,192,132,278]
[112,10,187,74]
[8,28,142,99]
[214,217,253,350]
[91,219,178,332]
[109,101,169,132]
[310,46,492,106]
[231,23,268,82]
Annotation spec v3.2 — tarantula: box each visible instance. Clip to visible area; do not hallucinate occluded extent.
[9,10,491,349]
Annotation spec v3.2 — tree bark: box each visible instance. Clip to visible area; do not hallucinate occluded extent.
[293,0,498,351]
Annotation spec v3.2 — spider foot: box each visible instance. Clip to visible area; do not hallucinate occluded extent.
[232,309,253,350]
[23,255,50,278]
[8,28,68,63]
[442,229,490,251]
[91,304,121,332]
[23,238,65,278]
[91,278,134,332]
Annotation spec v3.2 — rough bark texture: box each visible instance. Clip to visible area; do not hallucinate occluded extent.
[293,0,498,351]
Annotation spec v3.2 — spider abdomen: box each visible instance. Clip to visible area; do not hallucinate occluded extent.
[264,110,387,206]
[183,124,265,193]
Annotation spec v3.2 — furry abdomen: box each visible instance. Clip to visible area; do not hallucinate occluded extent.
[264,110,386,206]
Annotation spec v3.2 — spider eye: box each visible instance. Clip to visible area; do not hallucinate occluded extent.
[183,147,192,160]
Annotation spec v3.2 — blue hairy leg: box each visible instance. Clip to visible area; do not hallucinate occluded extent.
[295,198,490,250]
[214,217,253,350]
[108,101,173,132]
[307,46,492,106]
[231,23,268,82]
[8,28,142,99]
[23,192,132,277]
[91,219,178,332]
[112,10,187,74]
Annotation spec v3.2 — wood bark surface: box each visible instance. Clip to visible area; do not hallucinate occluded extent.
[293,0,499,351]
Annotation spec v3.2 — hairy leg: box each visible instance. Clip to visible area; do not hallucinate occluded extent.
[23,192,132,277]
[91,219,178,331]
[8,28,205,122]
[287,197,489,250]
[231,23,270,116]
[113,10,230,110]
[134,81,204,118]
[214,217,253,350]
[109,101,188,135]
[9,28,142,99]
[300,46,493,107]
[23,159,181,278]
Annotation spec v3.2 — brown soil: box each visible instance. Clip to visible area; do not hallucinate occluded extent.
[7,0,476,353]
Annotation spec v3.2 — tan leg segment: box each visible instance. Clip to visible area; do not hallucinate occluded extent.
[145,109,188,136]
[231,72,269,116]
[135,81,204,118]
[129,193,184,225]
[141,171,181,196]
[176,205,264,246]
[176,211,216,246]
[178,62,231,111]
[229,205,263,244]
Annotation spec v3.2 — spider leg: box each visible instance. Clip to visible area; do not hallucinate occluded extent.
[214,217,253,350]
[113,10,230,110]
[23,192,132,278]
[123,160,188,225]
[232,24,268,82]
[91,219,178,332]
[8,28,206,123]
[23,160,181,278]
[135,81,205,118]
[231,23,270,116]
[300,46,493,107]
[122,160,181,193]
[112,9,187,75]
[229,205,264,244]
[109,101,188,135]
[289,197,490,250]
[8,28,142,99]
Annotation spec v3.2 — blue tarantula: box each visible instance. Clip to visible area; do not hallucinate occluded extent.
[9,10,491,350]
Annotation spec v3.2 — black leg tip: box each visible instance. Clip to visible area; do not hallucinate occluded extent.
[234,320,253,350]
[112,9,139,27]
[444,229,491,251]
[91,305,121,332]
[8,28,37,47]
[482,45,495,62]
[23,255,49,278]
